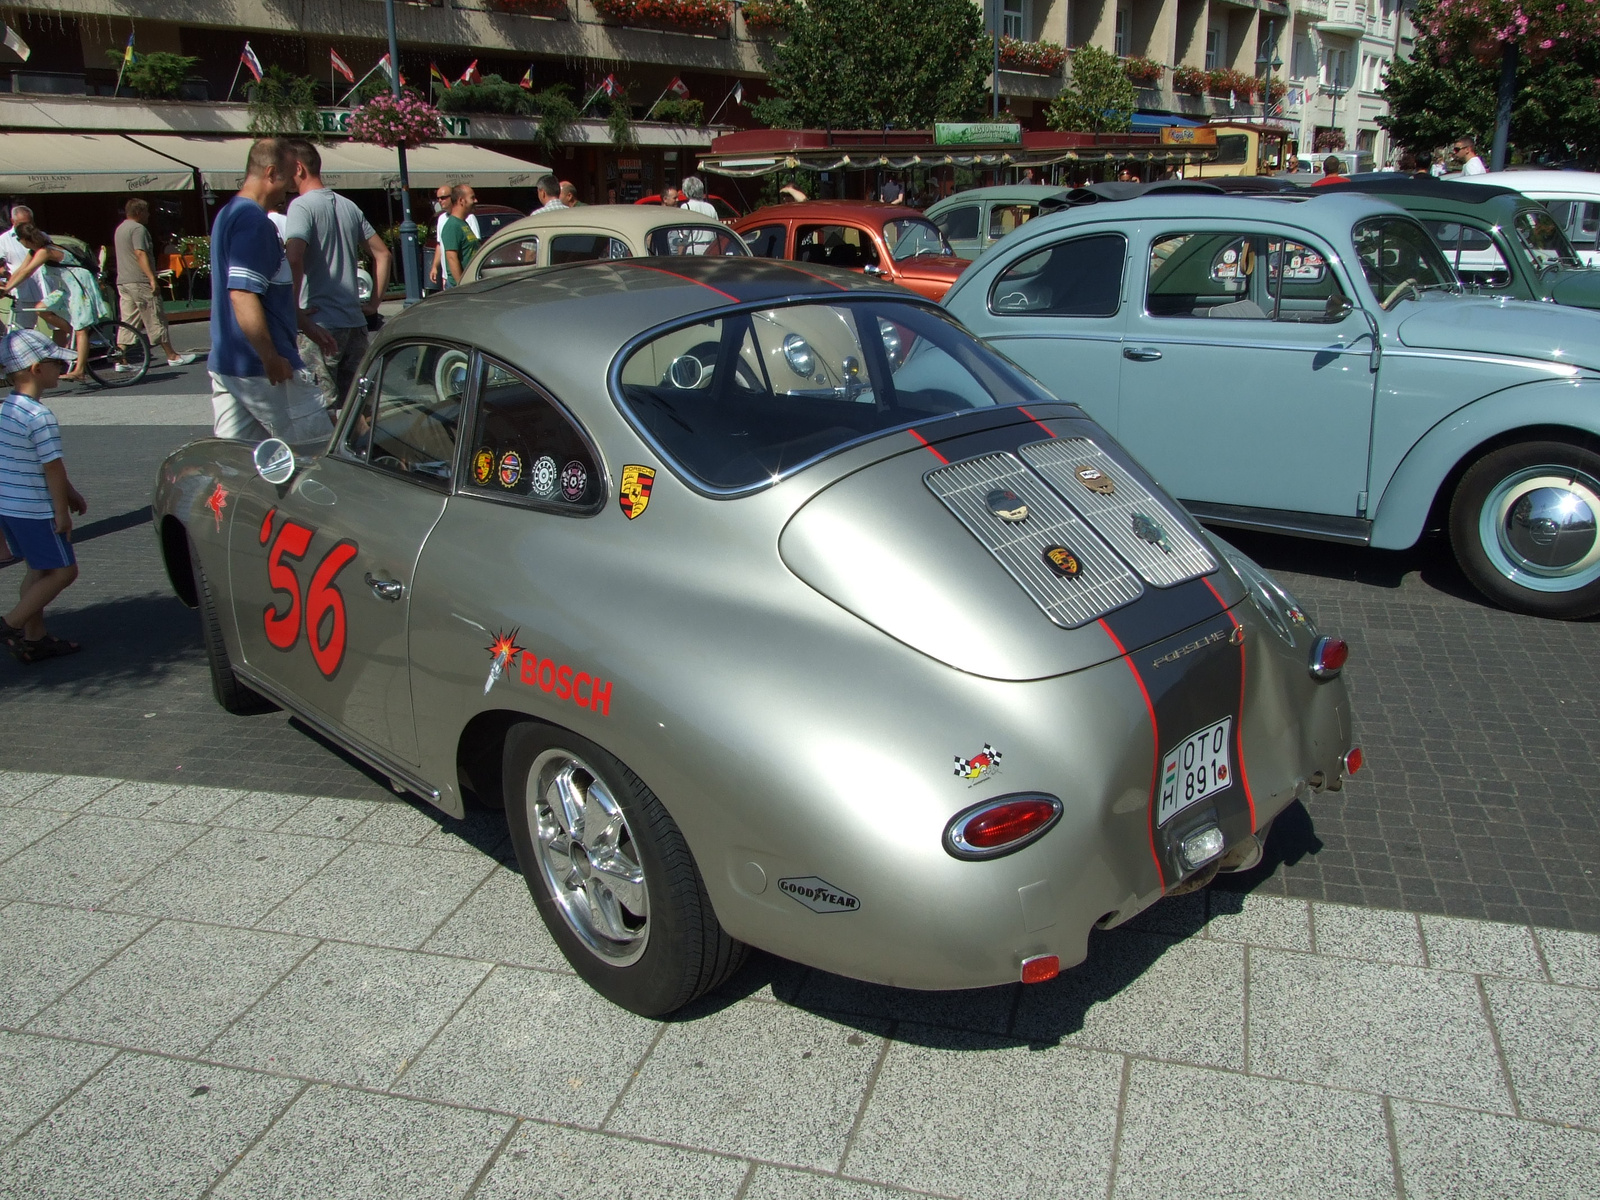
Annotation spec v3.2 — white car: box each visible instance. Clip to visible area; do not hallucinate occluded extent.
[1458,170,1600,265]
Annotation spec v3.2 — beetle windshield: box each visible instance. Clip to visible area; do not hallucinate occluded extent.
[616,300,1044,491]
[883,218,952,261]
[1351,216,1459,297]
[1511,209,1583,270]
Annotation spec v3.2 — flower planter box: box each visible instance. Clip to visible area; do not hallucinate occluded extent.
[999,36,1067,74]
[486,0,568,14]
[592,0,731,34]
[740,0,788,33]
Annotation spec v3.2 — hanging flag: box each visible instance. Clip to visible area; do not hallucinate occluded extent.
[519,64,535,90]
[600,72,618,97]
[330,48,354,83]
[2,24,29,62]
[121,32,135,65]
[377,53,406,86]
[459,59,481,86]
[430,61,451,90]
[667,75,689,99]
[240,41,264,82]
[732,79,744,106]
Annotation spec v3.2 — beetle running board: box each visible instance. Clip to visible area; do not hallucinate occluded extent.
[1181,501,1373,547]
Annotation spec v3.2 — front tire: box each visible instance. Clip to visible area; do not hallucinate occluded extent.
[189,536,275,714]
[1449,439,1600,619]
[503,722,745,1016]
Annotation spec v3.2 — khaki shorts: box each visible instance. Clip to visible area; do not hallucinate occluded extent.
[210,370,333,444]
[296,325,369,411]
[117,283,168,346]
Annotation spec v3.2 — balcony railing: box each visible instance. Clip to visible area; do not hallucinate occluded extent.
[1317,0,1369,35]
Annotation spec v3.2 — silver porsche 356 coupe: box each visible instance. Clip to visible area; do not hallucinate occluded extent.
[153,258,1355,1016]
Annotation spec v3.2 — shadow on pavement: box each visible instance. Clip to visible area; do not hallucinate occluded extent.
[0,591,202,691]
[1220,525,1493,609]
[72,506,153,544]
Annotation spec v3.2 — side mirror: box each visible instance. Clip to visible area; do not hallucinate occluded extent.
[253,438,296,485]
[863,263,884,276]
[1324,294,1355,323]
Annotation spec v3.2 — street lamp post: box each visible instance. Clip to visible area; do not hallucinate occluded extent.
[990,0,1001,119]
[1322,80,1348,158]
[384,0,423,306]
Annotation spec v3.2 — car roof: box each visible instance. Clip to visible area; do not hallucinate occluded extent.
[1461,170,1600,196]
[1315,176,1526,206]
[924,185,1069,211]
[483,203,729,245]
[735,200,932,225]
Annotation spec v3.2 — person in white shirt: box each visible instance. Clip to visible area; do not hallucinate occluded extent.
[428,185,479,291]
[677,176,719,255]
[0,205,42,308]
[532,174,567,215]
[1454,136,1487,175]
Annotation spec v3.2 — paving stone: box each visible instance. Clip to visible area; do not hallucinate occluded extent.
[13,775,121,812]
[844,1029,1120,1200]
[475,1123,748,1200]
[792,971,1017,1036]
[0,1031,116,1145]
[743,1169,910,1200]
[0,771,56,806]
[1205,892,1313,951]
[1535,927,1600,990]
[346,797,446,847]
[419,865,570,971]
[398,966,658,1125]
[0,1051,298,1200]
[1111,1058,1394,1200]
[1119,889,1207,937]
[1392,1099,1600,1200]
[1012,931,1246,1070]
[0,815,202,906]
[0,902,152,1026]
[107,828,345,927]
[0,806,73,868]
[206,940,490,1089]
[273,795,385,839]
[608,1000,886,1171]
[1311,902,1425,966]
[1483,978,1600,1129]
[1247,950,1512,1112]
[84,781,242,824]
[1419,914,1546,979]
[210,791,315,831]
[28,921,313,1056]
[211,1084,511,1200]
[255,841,495,950]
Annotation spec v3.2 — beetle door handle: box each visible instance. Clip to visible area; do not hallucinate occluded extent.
[1123,346,1163,361]
[364,573,403,602]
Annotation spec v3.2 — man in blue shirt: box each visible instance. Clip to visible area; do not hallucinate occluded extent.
[208,137,335,442]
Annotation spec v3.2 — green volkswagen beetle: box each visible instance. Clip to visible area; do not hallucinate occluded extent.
[925,185,1065,260]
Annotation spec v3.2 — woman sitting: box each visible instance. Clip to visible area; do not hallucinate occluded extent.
[2,223,112,383]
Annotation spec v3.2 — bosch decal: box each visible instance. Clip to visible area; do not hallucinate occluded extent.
[619,464,655,520]
[205,483,229,531]
[778,876,861,913]
[484,627,525,695]
[955,743,1003,785]
[530,455,558,499]
[1042,544,1080,578]
[259,509,359,679]
[499,451,523,489]
[471,448,495,487]
[560,460,588,501]
[515,646,612,715]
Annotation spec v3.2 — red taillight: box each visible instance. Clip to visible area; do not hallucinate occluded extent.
[1345,747,1364,774]
[1310,636,1348,679]
[944,794,1063,859]
[1021,954,1060,984]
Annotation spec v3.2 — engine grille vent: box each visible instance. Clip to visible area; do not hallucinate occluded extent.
[925,453,1144,629]
[1019,438,1217,588]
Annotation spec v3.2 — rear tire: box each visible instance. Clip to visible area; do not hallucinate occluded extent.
[1449,440,1600,619]
[503,721,745,1016]
[83,320,151,388]
[189,535,275,714]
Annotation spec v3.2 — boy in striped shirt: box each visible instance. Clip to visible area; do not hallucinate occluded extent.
[0,327,85,663]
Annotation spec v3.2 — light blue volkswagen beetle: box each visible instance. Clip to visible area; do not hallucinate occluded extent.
[943,184,1600,619]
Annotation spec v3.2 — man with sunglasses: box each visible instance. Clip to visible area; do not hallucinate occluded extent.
[1453,136,1487,176]
[428,183,479,291]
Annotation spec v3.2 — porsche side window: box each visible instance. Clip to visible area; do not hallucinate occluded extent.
[352,343,465,488]
[462,359,602,513]
[796,224,879,269]
[479,237,539,272]
[935,205,980,242]
[1420,220,1511,290]
[742,224,788,258]
[988,233,1125,317]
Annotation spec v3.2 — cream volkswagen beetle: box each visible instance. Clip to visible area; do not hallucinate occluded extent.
[154,258,1355,1016]
[462,204,747,283]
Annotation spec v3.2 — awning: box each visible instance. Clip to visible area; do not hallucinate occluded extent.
[0,133,195,194]
[1131,113,1206,130]
[127,136,548,192]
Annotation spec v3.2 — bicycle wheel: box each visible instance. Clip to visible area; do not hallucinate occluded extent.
[84,320,151,388]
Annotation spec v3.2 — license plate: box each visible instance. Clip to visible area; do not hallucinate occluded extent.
[1158,717,1233,826]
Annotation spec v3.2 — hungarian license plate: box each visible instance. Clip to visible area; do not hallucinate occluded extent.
[1158,717,1233,826]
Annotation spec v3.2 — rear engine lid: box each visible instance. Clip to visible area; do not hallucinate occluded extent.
[780,406,1239,680]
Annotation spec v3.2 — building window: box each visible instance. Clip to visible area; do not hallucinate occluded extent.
[1205,27,1223,70]
[1114,6,1129,56]
[1002,0,1029,39]
[1324,48,1348,87]
[1292,38,1313,79]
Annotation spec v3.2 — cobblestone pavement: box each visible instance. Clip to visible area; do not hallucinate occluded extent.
[2,770,1597,1200]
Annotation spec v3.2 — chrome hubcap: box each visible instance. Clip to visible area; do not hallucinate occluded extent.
[526,750,649,965]
[1479,467,1600,593]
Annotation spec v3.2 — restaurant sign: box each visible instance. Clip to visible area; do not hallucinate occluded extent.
[934,122,1023,146]
[307,109,472,139]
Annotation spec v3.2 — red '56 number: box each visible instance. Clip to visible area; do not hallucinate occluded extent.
[260,509,359,679]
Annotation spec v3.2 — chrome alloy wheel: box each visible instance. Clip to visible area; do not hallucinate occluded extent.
[1478,467,1600,593]
[526,749,650,966]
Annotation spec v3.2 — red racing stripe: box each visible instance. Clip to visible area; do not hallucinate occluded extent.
[1017,406,1057,438]
[907,427,948,463]
[1202,576,1258,831]
[626,262,739,302]
[776,262,850,290]
[1099,618,1166,891]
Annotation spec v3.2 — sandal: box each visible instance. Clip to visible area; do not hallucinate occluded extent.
[12,634,81,664]
[0,555,20,569]
[0,619,23,647]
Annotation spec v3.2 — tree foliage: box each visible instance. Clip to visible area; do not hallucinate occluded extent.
[437,73,536,116]
[1046,44,1135,133]
[106,49,199,99]
[247,65,321,137]
[1380,0,1600,165]
[751,0,988,129]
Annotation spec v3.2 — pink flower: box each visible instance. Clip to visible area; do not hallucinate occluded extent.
[1540,35,1554,43]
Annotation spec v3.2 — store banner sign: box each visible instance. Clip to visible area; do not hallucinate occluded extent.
[1160,127,1218,145]
[934,123,1022,146]
[308,109,471,138]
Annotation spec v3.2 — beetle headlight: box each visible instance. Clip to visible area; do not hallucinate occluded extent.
[1220,545,1313,645]
[879,320,903,364]
[782,334,815,377]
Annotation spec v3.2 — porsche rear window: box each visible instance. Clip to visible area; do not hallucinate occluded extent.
[615,300,1042,492]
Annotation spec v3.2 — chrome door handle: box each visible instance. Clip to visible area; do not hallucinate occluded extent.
[364,573,403,602]
[1123,346,1163,361]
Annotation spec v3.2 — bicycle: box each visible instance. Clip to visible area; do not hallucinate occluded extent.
[2,299,151,388]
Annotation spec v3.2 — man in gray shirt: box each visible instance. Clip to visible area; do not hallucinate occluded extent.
[283,139,391,411]
[112,199,195,367]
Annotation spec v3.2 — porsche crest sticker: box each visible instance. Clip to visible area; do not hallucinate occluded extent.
[955,743,1003,786]
[984,488,1029,523]
[499,451,523,489]
[1075,465,1115,495]
[1042,544,1080,578]
[471,448,495,487]
[619,465,655,520]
